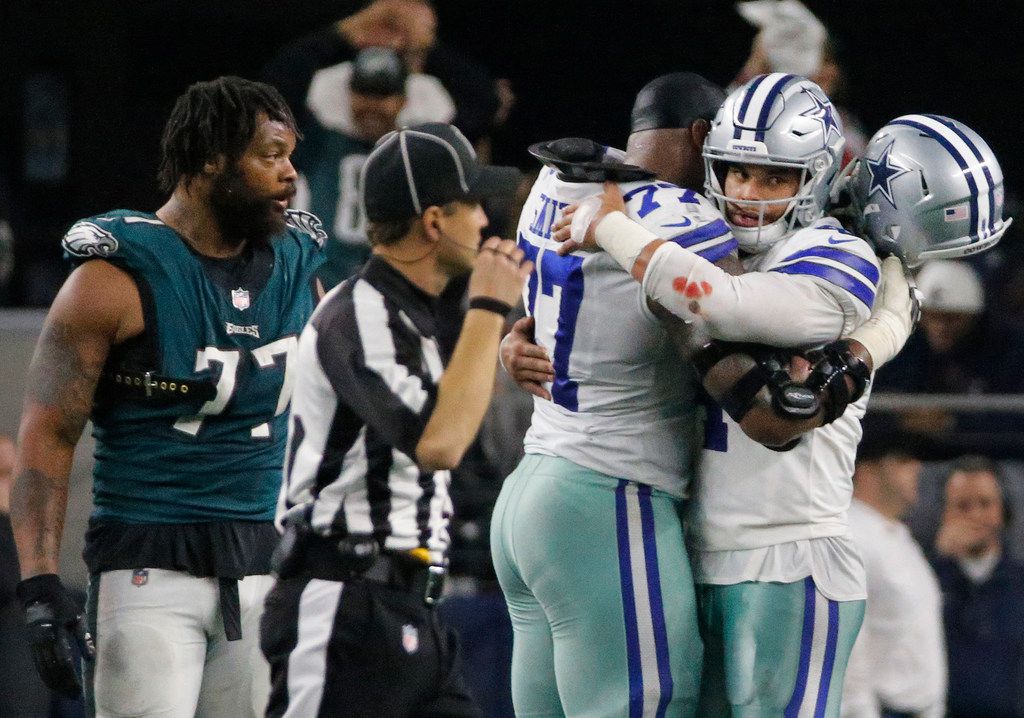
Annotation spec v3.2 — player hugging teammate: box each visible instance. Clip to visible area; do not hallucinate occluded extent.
[501,72,1009,717]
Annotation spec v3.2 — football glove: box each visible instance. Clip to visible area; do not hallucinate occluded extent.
[16,573,95,697]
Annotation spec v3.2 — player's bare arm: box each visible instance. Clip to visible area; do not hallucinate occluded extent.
[696,257,916,447]
[11,260,142,578]
[416,237,532,470]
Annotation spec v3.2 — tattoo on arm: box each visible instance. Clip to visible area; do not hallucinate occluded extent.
[25,318,104,445]
[10,468,69,574]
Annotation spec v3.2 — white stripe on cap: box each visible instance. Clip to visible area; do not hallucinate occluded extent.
[401,129,471,193]
[902,114,993,240]
[398,131,422,215]
[446,124,478,159]
[360,130,400,218]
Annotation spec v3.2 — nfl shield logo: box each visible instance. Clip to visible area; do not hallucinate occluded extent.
[131,569,149,586]
[231,288,250,310]
[402,624,419,654]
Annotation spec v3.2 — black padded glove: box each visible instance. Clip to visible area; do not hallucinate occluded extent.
[16,573,95,697]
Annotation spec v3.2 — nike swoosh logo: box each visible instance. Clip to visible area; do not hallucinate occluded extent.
[662,218,693,228]
[827,235,857,245]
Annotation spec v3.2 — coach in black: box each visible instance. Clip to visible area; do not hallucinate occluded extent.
[260,122,528,716]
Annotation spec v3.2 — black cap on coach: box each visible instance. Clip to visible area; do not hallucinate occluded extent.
[361,122,522,222]
[350,47,407,96]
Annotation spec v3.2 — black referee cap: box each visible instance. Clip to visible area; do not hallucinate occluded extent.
[630,72,726,133]
[361,122,521,222]
[350,47,407,96]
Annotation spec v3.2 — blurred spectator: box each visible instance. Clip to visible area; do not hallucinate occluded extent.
[874,260,1024,453]
[733,0,868,162]
[0,435,52,716]
[843,438,946,718]
[263,0,507,147]
[292,47,411,286]
[932,456,1024,718]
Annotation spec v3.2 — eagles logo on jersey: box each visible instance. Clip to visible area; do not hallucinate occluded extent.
[284,209,328,248]
[63,220,120,258]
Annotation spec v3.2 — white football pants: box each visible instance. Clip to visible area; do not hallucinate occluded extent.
[85,569,274,718]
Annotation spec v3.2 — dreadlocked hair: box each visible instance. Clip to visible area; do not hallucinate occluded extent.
[157,76,299,193]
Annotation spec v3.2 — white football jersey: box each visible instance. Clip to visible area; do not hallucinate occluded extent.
[690,218,880,551]
[519,165,737,497]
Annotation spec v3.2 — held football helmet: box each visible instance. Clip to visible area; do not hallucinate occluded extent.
[847,114,1011,267]
[703,74,846,252]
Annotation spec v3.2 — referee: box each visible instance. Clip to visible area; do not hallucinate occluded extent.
[261,122,529,716]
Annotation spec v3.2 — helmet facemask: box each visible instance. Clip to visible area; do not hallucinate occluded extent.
[704,152,834,253]
[702,74,845,253]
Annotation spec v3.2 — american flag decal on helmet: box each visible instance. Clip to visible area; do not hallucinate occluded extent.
[945,204,969,222]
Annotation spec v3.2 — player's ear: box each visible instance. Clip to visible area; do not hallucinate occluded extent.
[690,119,711,150]
[202,154,227,177]
[420,205,443,243]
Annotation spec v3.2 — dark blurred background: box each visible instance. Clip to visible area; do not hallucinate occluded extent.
[0,0,1020,306]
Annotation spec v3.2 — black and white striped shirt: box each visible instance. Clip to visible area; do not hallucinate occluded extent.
[277,256,452,562]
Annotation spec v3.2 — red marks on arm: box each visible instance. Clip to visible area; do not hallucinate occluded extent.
[671,278,713,298]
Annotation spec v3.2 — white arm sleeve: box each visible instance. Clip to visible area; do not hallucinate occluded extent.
[641,241,847,347]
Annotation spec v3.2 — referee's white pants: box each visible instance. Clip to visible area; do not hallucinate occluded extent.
[86,569,274,718]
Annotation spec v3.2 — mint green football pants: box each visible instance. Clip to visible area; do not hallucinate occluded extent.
[696,579,864,718]
[490,454,703,717]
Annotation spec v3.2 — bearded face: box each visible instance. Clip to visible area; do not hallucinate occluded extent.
[208,162,292,249]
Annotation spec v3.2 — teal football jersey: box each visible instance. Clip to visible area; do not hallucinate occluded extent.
[62,209,325,523]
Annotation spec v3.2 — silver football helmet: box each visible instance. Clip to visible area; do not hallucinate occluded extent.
[847,114,1011,267]
[703,73,846,252]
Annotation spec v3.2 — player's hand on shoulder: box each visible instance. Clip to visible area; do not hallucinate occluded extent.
[500,316,554,400]
[469,237,533,308]
[552,181,627,256]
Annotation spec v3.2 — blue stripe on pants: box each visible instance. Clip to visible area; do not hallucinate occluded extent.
[814,599,841,718]
[638,484,674,716]
[615,480,643,718]
[784,577,816,717]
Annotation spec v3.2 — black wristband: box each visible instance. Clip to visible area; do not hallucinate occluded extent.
[16,573,63,608]
[719,363,770,423]
[468,297,513,318]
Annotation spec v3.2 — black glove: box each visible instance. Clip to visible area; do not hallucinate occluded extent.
[16,573,95,698]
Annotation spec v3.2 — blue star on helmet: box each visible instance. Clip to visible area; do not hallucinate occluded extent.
[799,92,841,143]
[866,140,911,207]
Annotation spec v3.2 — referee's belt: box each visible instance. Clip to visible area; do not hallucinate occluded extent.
[295,534,446,606]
